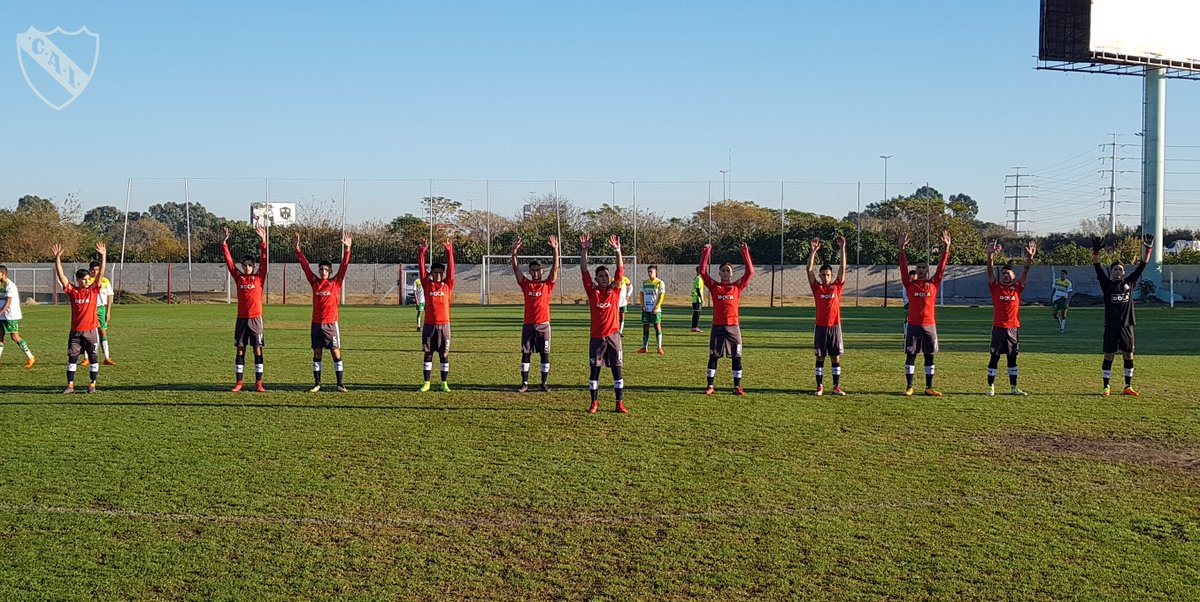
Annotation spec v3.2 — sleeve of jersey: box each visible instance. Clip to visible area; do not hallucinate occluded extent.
[297,249,317,284]
[737,246,755,290]
[899,251,910,285]
[445,247,456,289]
[654,282,665,312]
[335,247,351,283]
[581,268,594,292]
[221,242,238,277]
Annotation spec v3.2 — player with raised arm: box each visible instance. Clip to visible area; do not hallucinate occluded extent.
[638,265,666,354]
[79,260,117,367]
[418,240,455,392]
[53,242,106,394]
[985,240,1035,397]
[511,234,560,392]
[296,232,353,393]
[0,266,36,368]
[807,235,848,396]
[617,272,631,334]
[699,242,754,395]
[899,230,951,396]
[1051,269,1073,333]
[690,266,705,332]
[223,226,269,392]
[580,233,628,413]
[1093,234,1153,396]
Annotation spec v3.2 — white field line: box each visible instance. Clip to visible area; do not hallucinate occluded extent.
[0,487,1122,530]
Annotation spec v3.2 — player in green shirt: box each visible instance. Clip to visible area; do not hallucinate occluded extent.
[637,265,666,354]
[1051,269,1072,333]
[690,266,704,332]
[0,266,37,368]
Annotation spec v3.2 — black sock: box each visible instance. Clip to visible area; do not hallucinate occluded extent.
[335,359,344,386]
[1124,358,1134,387]
[540,353,551,385]
[423,353,433,381]
[1007,354,1018,387]
[1102,358,1113,387]
[732,357,743,388]
[706,357,717,387]
[589,366,601,401]
[520,352,531,386]
[236,354,245,382]
[613,366,624,401]
[905,353,916,388]
[67,355,78,385]
[987,354,1000,385]
[313,359,321,385]
[440,355,449,382]
[924,353,935,389]
[815,359,825,387]
[831,361,841,387]
[254,353,263,382]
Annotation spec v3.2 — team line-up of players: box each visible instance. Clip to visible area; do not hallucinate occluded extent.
[0,228,1152,404]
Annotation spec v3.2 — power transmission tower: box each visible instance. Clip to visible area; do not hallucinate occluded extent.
[1099,134,1138,235]
[1004,167,1029,233]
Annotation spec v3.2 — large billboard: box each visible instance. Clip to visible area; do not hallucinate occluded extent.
[1040,0,1200,72]
[249,202,297,228]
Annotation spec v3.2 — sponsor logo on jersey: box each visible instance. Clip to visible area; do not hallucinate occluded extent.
[595,302,611,308]
[430,291,446,297]
[999,295,1017,302]
[819,293,835,300]
[717,294,735,301]
[238,283,257,290]
[316,291,333,297]
[527,291,542,297]
[913,292,931,298]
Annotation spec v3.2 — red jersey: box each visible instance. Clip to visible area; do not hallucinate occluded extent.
[699,245,754,326]
[519,278,555,324]
[64,282,101,331]
[223,240,267,318]
[418,245,455,325]
[989,279,1024,328]
[810,281,844,327]
[583,265,624,338]
[298,247,350,324]
[900,249,948,326]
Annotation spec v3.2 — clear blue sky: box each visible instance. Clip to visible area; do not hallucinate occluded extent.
[5,0,1200,233]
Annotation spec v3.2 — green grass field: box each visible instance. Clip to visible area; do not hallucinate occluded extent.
[1,301,1198,600]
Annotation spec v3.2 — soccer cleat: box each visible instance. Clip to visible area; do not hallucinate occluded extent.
[587,401,599,414]
[986,384,995,397]
[23,356,36,369]
[540,383,551,392]
[308,385,322,393]
[830,386,846,396]
[79,357,90,367]
[62,385,75,395]
[615,401,629,414]
[103,358,117,366]
[733,386,746,396]
[86,384,96,394]
[418,381,431,392]
[440,381,451,392]
[636,348,648,354]
[904,387,914,396]
[924,388,943,397]
[1122,387,1140,397]
[1102,385,1111,397]
[691,327,701,333]
[255,381,266,392]
[814,386,824,396]
[1009,388,1028,396]
[336,385,348,393]
[704,386,714,395]
[517,384,529,393]
[657,348,665,355]
[230,381,244,392]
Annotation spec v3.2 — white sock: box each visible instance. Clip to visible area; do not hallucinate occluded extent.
[101,340,110,359]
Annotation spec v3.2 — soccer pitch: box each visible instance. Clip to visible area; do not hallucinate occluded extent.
[1,302,1198,600]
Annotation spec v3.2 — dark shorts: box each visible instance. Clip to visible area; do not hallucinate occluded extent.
[521,323,552,355]
[692,302,702,311]
[814,325,844,358]
[989,326,1019,356]
[422,323,451,355]
[1103,325,1135,354]
[67,329,100,359]
[904,324,939,355]
[310,322,341,350]
[1053,298,1069,311]
[709,325,743,358]
[234,317,265,348]
[589,333,623,368]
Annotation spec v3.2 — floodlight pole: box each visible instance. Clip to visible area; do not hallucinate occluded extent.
[184,177,194,304]
[1142,67,1166,292]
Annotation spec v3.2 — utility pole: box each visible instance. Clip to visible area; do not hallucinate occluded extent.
[1004,167,1029,233]
[1100,134,1138,235]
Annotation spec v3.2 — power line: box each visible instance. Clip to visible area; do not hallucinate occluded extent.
[1004,167,1029,233]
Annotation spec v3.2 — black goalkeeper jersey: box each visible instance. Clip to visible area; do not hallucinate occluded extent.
[1094,261,1147,328]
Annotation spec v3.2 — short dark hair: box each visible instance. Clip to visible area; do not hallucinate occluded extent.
[0,265,7,273]
[647,264,657,271]
[430,262,446,272]
[1109,261,1122,270]
[241,255,256,264]
[319,260,333,269]
[908,270,917,276]
[75,269,89,279]
[720,262,733,271]
[1060,269,1068,275]
[819,264,833,272]
[595,265,609,274]
[695,266,701,273]
[89,260,101,269]
[528,261,542,270]
[1001,264,1015,272]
